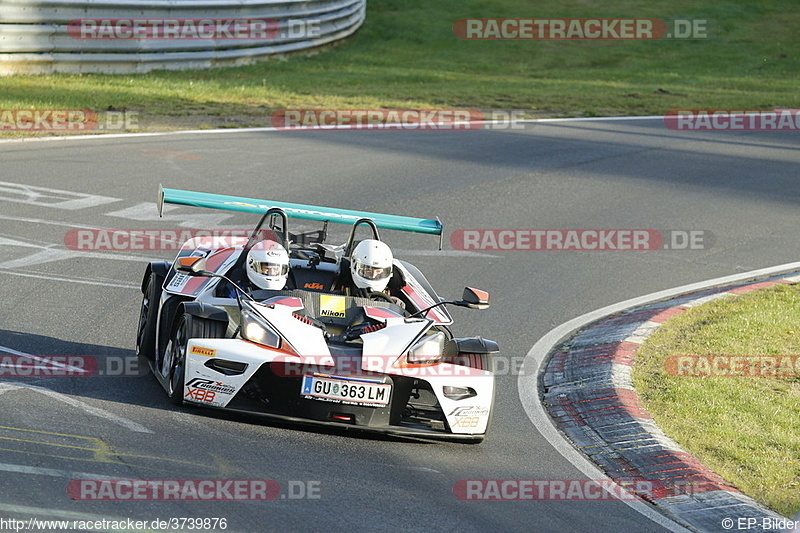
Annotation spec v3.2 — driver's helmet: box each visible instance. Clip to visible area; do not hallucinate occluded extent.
[246,240,289,290]
[350,239,393,292]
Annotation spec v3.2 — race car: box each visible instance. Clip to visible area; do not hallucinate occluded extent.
[135,187,499,442]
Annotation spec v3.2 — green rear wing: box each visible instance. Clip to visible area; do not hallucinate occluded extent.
[158,186,443,247]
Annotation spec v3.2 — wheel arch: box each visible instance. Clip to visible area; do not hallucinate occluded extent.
[141,261,171,294]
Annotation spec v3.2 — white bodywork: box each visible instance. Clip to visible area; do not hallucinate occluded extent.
[182,296,494,435]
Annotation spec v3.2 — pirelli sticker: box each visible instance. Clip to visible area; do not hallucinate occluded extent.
[319,295,346,319]
[190,345,216,357]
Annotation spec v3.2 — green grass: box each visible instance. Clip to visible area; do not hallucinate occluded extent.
[1,0,799,134]
[632,284,800,517]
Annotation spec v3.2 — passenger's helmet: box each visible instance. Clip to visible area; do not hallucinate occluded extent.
[350,239,393,292]
[246,240,289,290]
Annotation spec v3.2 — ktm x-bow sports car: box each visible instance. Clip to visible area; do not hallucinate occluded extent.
[136,187,499,442]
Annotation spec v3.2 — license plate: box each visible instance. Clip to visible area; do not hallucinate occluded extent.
[301,374,391,407]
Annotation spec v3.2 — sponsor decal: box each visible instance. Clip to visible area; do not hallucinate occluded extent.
[223,202,360,221]
[189,346,216,357]
[451,416,482,428]
[449,406,490,428]
[186,378,236,395]
[184,388,217,403]
[165,272,191,292]
[319,295,346,319]
[185,378,236,403]
[448,406,490,417]
[303,282,325,290]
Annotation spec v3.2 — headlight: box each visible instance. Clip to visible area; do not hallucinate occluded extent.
[240,308,281,349]
[407,332,446,364]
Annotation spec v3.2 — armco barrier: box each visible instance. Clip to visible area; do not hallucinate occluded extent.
[0,0,366,74]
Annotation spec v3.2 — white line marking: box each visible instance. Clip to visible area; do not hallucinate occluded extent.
[0,461,117,480]
[0,115,669,144]
[0,240,152,270]
[0,370,152,434]
[0,181,119,210]
[0,346,86,372]
[530,115,664,123]
[518,260,800,533]
[394,249,501,258]
[0,236,61,250]
[107,202,236,229]
[0,213,109,230]
[0,347,87,374]
[0,345,31,356]
[0,269,139,289]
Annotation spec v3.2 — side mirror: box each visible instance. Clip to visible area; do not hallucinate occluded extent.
[174,255,210,276]
[454,287,490,310]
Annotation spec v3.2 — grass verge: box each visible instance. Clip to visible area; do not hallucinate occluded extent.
[632,283,800,517]
[0,0,799,134]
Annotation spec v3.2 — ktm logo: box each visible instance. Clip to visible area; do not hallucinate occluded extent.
[304,282,324,290]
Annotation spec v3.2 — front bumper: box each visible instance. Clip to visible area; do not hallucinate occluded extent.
[182,338,494,439]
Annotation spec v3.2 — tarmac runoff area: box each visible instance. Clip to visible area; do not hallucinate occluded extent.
[541,271,800,533]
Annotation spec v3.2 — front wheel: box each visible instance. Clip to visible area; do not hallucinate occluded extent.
[163,313,226,406]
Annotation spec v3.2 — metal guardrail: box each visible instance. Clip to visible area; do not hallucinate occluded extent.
[0,0,366,74]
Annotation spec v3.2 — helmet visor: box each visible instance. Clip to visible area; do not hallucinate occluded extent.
[254,262,289,277]
[355,262,391,281]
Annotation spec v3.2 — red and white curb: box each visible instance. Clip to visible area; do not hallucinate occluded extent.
[541,273,799,532]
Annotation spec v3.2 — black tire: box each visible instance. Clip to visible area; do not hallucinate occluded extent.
[164,313,226,406]
[135,273,162,363]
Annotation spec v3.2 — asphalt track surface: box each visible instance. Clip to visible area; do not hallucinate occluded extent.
[0,119,798,532]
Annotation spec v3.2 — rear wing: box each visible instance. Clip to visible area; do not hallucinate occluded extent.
[158,186,443,248]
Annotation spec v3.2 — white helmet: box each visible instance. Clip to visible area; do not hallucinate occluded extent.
[247,240,289,290]
[350,239,393,292]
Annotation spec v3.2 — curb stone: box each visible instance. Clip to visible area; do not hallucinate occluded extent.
[542,272,800,533]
